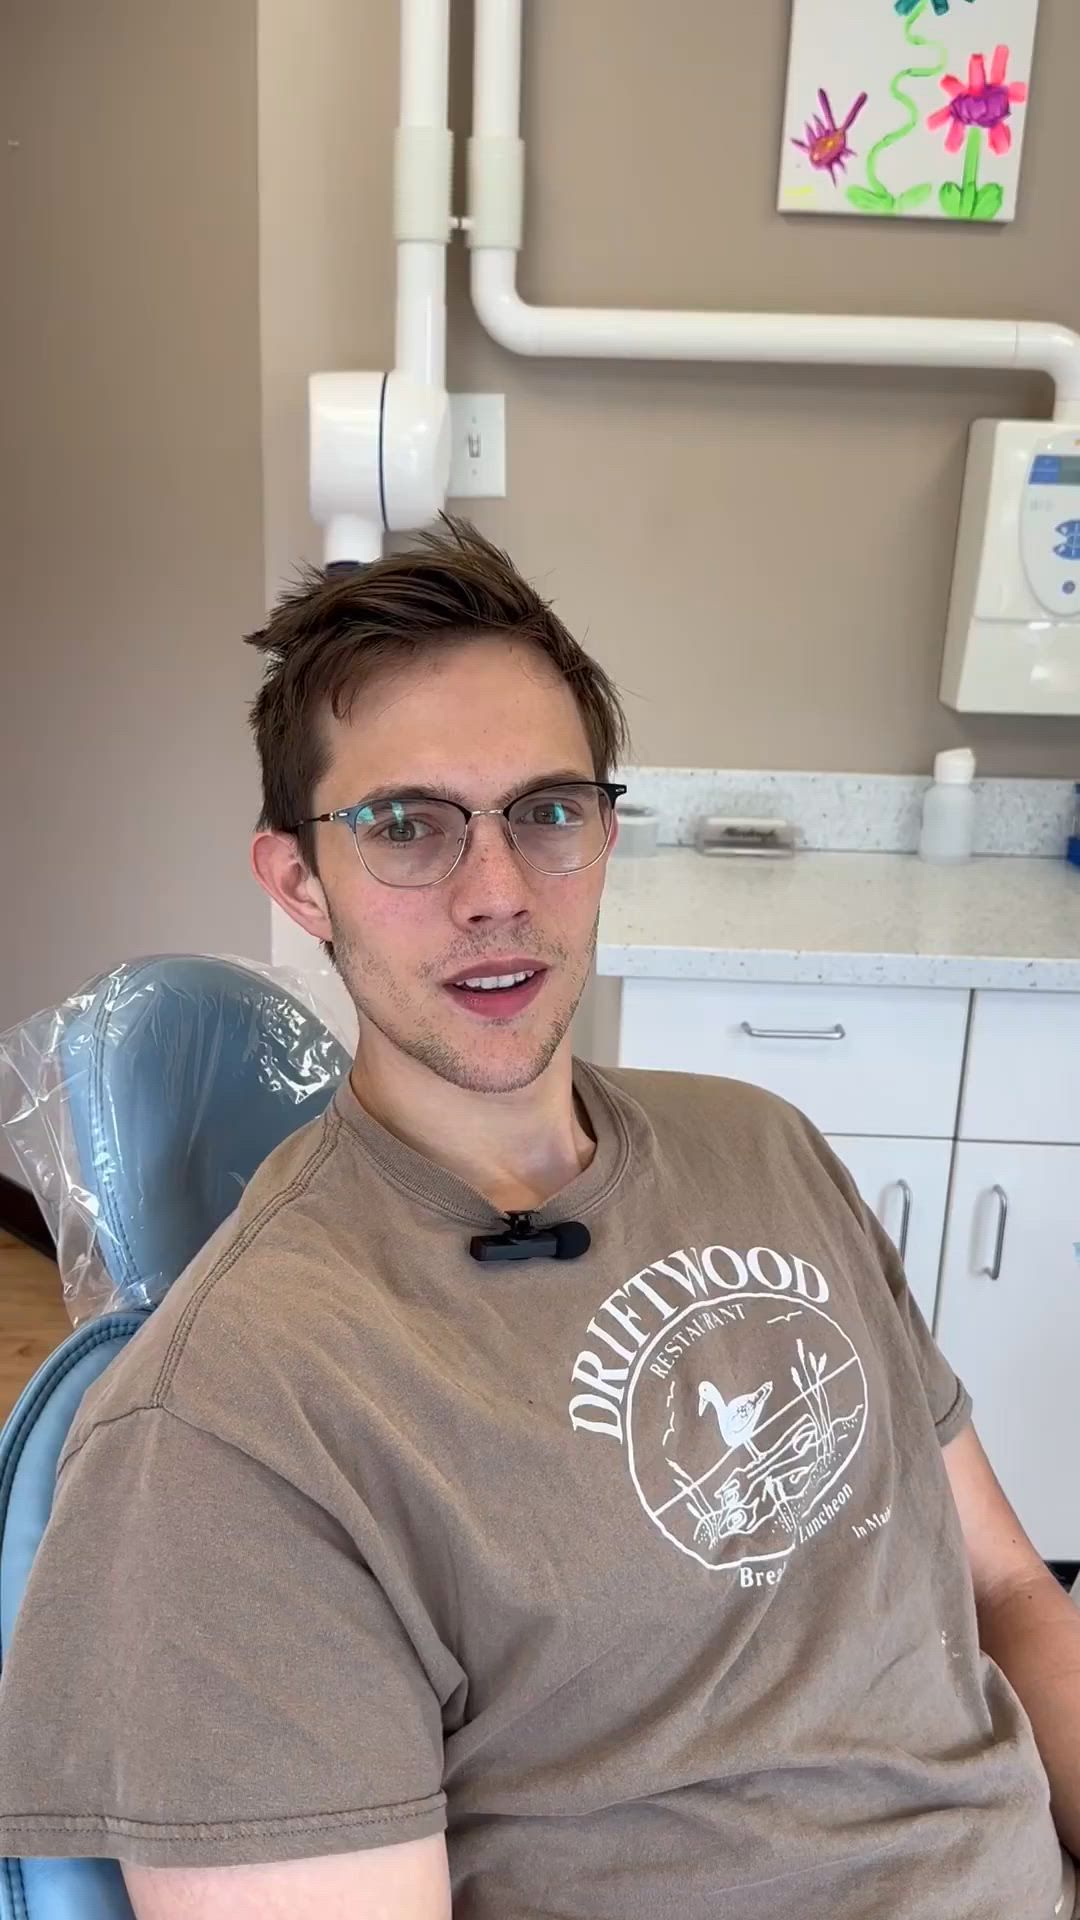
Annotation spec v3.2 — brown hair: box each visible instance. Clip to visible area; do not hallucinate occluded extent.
[245,515,630,874]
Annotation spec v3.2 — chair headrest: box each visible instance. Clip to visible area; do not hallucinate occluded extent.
[60,955,349,1310]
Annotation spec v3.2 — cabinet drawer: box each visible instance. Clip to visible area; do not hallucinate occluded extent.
[618,981,968,1137]
[961,991,1080,1144]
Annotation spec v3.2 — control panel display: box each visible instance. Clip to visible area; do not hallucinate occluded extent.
[1030,455,1080,487]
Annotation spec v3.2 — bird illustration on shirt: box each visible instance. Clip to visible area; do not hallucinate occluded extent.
[697,1378,774,1461]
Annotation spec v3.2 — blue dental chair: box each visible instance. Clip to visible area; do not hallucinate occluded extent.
[0,955,349,1918]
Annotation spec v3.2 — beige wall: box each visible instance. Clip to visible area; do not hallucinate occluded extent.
[449,0,1080,776]
[2,0,268,1068]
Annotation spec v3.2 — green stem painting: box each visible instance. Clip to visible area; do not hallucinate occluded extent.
[847,0,943,216]
[939,127,1005,220]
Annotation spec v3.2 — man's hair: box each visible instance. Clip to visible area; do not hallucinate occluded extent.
[245,516,630,873]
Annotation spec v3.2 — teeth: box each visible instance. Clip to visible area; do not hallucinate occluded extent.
[460,970,535,990]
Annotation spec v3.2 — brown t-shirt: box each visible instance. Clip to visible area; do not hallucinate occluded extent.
[0,1063,1063,1917]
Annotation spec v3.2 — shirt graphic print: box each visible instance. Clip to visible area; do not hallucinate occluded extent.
[570,1238,867,1581]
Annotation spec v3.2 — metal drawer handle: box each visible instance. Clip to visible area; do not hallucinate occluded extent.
[740,1022,847,1043]
[980,1185,1009,1281]
[895,1179,912,1264]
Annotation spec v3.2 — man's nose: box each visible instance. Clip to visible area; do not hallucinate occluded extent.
[446,814,533,923]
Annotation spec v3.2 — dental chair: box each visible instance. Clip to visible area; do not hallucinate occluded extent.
[0,955,349,1918]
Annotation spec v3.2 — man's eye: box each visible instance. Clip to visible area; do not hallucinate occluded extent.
[375,816,438,843]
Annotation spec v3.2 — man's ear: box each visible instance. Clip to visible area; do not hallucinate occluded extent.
[250,831,333,943]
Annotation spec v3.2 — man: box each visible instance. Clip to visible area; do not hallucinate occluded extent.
[0,519,1077,1919]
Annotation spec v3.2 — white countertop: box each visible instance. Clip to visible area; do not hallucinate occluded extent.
[597,850,1080,991]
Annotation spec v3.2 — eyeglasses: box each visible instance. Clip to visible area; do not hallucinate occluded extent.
[294,781,627,889]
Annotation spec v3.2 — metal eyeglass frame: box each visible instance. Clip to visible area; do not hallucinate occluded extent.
[293,781,628,888]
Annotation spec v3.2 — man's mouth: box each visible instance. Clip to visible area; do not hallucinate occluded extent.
[442,962,548,1019]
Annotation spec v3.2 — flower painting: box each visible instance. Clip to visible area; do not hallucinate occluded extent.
[778,0,1039,222]
[896,0,974,14]
[790,88,869,186]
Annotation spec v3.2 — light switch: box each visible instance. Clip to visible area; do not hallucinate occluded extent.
[448,393,506,498]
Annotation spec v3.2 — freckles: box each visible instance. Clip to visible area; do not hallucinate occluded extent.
[361,894,442,968]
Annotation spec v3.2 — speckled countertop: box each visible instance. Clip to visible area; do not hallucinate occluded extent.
[597,850,1080,991]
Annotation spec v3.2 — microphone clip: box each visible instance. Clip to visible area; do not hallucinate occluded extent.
[470,1211,591,1264]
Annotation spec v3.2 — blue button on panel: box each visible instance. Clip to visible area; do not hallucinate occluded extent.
[1065,581,1077,596]
[1054,519,1080,561]
[1032,456,1063,483]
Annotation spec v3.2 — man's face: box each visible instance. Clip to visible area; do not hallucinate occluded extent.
[307,636,615,1094]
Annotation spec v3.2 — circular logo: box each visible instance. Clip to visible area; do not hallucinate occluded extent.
[626,1294,867,1572]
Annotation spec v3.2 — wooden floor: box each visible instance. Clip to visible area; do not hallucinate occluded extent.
[0,1231,72,1423]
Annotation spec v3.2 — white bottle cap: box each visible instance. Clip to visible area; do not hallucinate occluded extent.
[933,747,976,786]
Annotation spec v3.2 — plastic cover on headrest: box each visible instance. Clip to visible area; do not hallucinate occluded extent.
[0,954,351,1327]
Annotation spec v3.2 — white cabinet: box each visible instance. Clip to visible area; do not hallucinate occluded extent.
[619,980,968,1137]
[825,1135,952,1330]
[942,990,1080,1556]
[936,1142,1080,1561]
[961,991,1080,1144]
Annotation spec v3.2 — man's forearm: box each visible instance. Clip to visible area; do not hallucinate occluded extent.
[977,1568,1080,1858]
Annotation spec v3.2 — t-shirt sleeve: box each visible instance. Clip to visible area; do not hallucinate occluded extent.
[859,1203,972,1447]
[0,1407,448,1869]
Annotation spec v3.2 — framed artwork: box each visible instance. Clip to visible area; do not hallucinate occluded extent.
[778,0,1039,221]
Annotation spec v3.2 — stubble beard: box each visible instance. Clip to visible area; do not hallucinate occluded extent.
[329,909,600,1094]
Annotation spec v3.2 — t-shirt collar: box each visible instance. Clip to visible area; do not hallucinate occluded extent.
[332,1057,630,1228]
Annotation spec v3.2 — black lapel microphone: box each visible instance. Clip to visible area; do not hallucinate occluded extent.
[470,1211,591,1264]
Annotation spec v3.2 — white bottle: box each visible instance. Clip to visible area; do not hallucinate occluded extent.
[918,748,977,863]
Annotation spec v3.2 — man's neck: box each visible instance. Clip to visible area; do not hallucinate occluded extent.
[349,1036,596,1215]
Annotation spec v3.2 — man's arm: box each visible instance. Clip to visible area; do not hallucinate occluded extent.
[945,1423,1080,1856]
[122,1833,451,1919]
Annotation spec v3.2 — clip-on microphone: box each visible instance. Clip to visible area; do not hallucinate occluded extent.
[470,1211,591,1264]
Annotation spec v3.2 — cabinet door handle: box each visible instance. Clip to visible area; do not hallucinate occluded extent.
[894,1179,912,1264]
[739,1022,847,1042]
[980,1186,1009,1281]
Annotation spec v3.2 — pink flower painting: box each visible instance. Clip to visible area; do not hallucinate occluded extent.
[927,46,1028,156]
[927,44,1028,218]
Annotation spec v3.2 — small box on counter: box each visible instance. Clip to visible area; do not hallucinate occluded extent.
[694,816,796,859]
